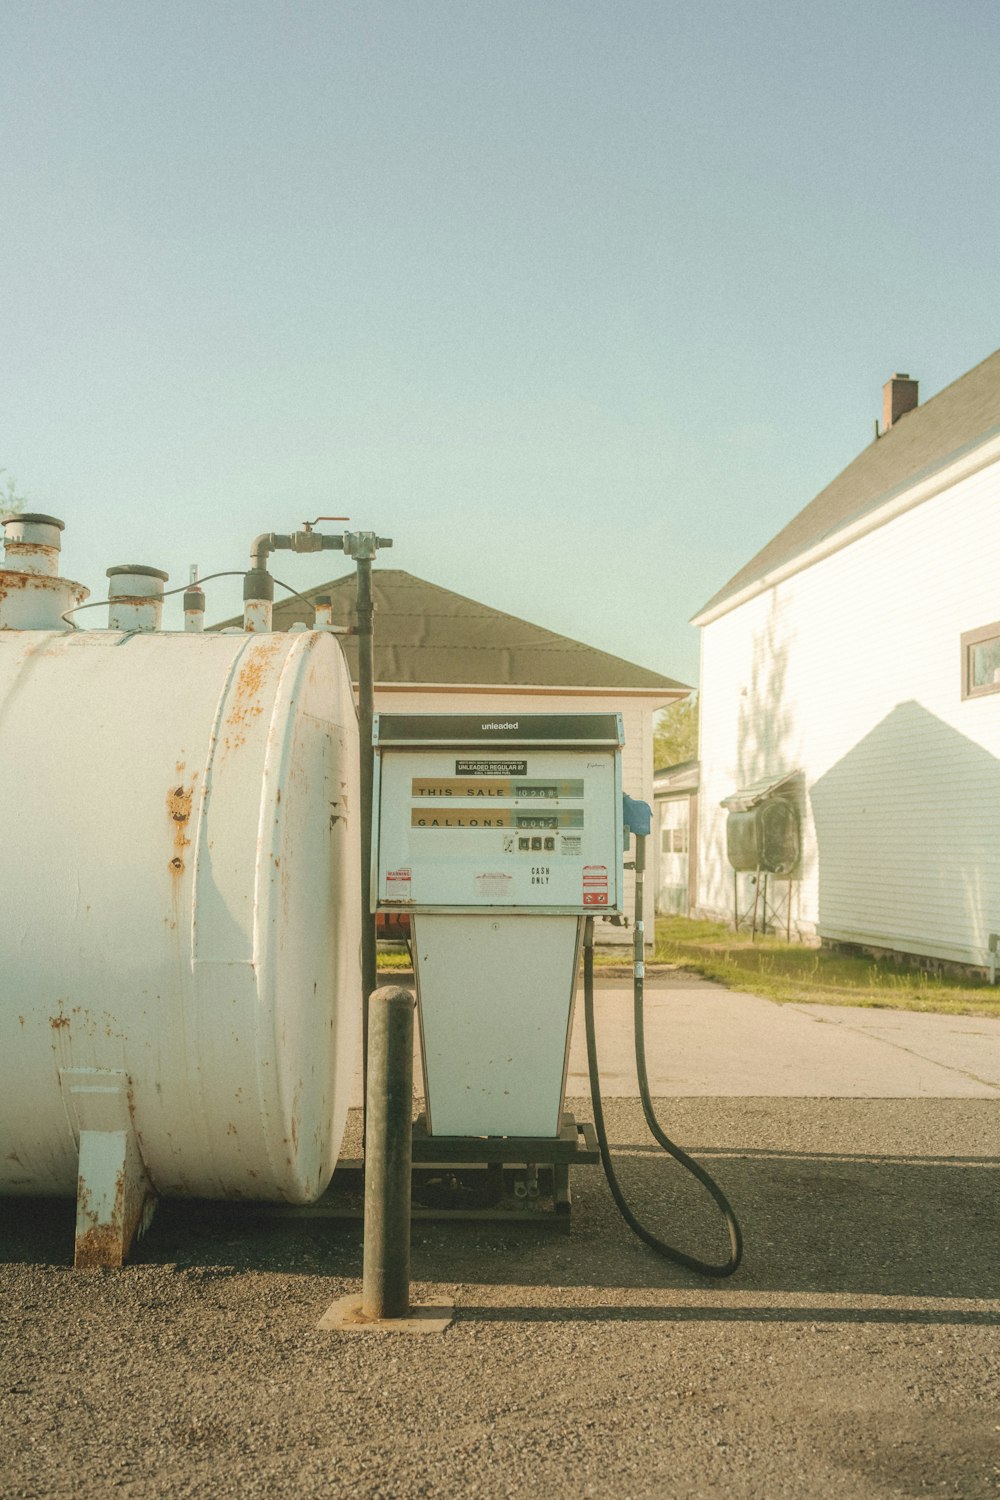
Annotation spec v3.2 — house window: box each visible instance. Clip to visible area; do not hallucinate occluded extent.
[961,622,1000,699]
[660,824,689,855]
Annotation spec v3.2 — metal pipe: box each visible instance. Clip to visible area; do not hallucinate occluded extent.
[0,514,89,630]
[107,566,169,633]
[249,533,291,571]
[634,831,646,983]
[243,567,274,633]
[357,554,377,1024]
[361,985,415,1320]
[183,583,206,632]
[2,513,64,576]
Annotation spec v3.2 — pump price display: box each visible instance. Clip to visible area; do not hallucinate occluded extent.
[411,777,584,800]
[411,809,583,830]
[375,732,622,911]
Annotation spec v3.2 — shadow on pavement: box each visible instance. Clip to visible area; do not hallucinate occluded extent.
[453,1304,999,1326]
[5,1116,998,1311]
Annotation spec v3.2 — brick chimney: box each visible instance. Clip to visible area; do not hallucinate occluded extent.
[883,372,919,430]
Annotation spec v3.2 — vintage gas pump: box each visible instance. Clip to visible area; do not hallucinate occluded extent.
[372,709,742,1275]
[373,711,621,1148]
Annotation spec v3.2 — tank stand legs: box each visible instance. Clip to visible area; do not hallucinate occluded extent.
[59,1069,156,1269]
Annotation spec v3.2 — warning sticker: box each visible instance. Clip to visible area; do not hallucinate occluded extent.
[385,867,412,901]
[582,864,608,907]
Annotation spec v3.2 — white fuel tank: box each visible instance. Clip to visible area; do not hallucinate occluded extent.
[0,627,360,1206]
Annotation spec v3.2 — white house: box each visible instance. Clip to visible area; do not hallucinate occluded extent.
[692,350,1000,970]
[221,569,686,935]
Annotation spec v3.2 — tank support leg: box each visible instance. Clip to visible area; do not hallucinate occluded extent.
[60,1069,155,1269]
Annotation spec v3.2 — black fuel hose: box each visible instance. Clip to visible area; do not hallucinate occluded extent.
[582,843,743,1277]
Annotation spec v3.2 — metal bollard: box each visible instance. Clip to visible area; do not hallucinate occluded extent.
[362,985,415,1321]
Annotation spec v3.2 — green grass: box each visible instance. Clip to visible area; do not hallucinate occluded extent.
[376,943,630,970]
[378,917,1000,1017]
[652,915,1000,1018]
[376,949,413,971]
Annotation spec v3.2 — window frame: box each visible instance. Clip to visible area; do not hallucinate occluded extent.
[961,620,1000,700]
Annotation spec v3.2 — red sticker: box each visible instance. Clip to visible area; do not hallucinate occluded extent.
[582,864,608,905]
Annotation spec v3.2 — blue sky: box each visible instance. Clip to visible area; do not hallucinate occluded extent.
[2,1,998,684]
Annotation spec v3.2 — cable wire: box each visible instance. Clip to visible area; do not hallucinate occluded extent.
[583,892,743,1277]
[270,577,325,613]
[59,570,247,624]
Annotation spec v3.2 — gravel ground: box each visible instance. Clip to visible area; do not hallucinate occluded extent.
[2,1095,998,1500]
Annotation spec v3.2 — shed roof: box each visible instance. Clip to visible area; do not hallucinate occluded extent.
[215,568,686,693]
[695,346,1000,623]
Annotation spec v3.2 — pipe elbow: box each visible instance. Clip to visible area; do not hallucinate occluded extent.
[250,533,276,569]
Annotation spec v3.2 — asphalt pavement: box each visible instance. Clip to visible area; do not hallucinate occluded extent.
[3,968,998,1499]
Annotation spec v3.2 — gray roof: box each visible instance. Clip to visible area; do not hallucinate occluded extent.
[215,568,686,692]
[695,346,1000,621]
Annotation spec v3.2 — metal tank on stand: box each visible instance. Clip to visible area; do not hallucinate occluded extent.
[0,515,362,1266]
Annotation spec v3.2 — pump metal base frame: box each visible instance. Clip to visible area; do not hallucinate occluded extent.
[408,1111,599,1232]
[276,1114,599,1233]
[411,1112,599,1167]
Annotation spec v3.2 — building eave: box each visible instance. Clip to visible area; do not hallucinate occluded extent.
[368,680,688,700]
[692,428,1000,629]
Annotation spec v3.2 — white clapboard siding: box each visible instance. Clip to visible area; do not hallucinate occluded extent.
[697,452,1000,966]
[375,687,660,937]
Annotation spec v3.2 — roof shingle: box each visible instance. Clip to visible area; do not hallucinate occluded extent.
[216,569,686,692]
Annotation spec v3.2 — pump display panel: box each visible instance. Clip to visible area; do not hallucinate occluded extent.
[373,713,624,913]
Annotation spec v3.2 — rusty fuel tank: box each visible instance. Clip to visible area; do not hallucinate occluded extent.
[0,529,361,1265]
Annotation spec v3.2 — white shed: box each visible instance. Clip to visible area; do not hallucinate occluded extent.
[692,351,1000,970]
[652,759,699,916]
[219,569,685,938]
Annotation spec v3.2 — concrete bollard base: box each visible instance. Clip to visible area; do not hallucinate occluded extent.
[317,1294,454,1334]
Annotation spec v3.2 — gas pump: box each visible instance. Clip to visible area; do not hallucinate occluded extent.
[372,709,742,1275]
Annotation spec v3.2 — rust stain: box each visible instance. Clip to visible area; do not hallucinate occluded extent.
[223,638,284,742]
[50,1015,70,1030]
[74,1223,127,1270]
[167,782,193,877]
[73,1162,153,1269]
